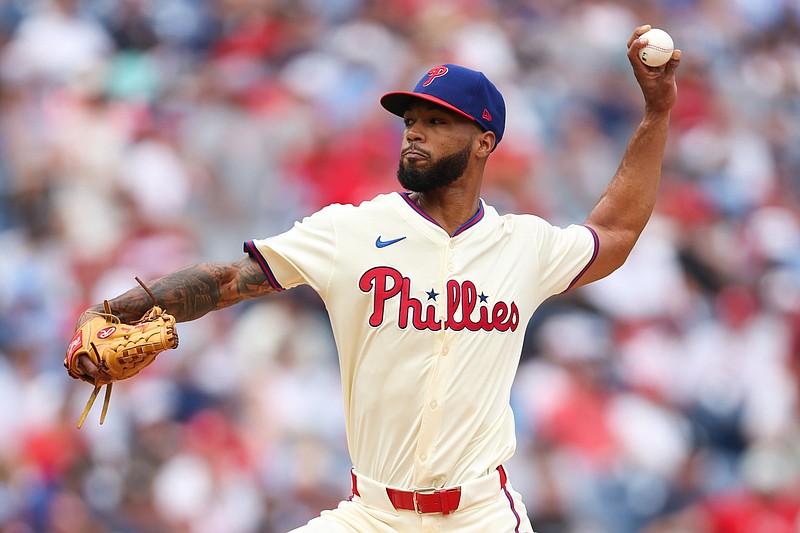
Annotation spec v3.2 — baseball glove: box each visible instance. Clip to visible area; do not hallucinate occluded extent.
[65,277,179,428]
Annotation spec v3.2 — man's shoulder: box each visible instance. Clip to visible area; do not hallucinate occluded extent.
[316,192,401,215]
[483,204,551,229]
[301,193,403,228]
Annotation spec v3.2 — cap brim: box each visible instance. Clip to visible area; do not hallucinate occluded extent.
[380,91,476,122]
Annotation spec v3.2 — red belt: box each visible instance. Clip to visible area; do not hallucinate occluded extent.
[351,465,507,515]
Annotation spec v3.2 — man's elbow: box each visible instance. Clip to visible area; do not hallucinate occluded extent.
[578,228,641,286]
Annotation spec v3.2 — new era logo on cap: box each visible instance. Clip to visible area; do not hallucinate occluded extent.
[380,64,506,149]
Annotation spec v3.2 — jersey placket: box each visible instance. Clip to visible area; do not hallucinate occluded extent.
[412,237,458,487]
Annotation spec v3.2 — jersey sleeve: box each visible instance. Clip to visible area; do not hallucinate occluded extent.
[244,205,340,294]
[531,221,598,297]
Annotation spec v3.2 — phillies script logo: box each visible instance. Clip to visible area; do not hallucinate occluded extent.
[359,267,519,332]
[422,66,448,87]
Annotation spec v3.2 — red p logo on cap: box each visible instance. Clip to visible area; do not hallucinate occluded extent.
[422,66,449,87]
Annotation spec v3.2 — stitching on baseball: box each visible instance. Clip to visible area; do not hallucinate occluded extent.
[645,45,672,53]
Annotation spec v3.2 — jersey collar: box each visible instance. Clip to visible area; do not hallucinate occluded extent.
[399,192,485,237]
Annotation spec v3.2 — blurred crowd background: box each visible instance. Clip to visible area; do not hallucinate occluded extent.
[1,0,799,532]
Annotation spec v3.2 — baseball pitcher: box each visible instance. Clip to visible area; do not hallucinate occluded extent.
[65,26,680,532]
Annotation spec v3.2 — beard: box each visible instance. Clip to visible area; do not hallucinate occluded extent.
[397,143,471,193]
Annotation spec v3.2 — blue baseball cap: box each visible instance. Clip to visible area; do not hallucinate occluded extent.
[380,64,506,149]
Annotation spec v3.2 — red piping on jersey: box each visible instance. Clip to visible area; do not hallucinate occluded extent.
[399,192,484,236]
[561,225,599,293]
[243,240,284,291]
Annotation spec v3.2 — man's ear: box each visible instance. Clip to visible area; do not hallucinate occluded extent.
[477,130,496,157]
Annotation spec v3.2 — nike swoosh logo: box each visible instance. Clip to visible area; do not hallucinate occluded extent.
[375,236,407,248]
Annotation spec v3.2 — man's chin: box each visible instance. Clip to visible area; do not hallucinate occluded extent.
[401,159,428,172]
[396,144,470,192]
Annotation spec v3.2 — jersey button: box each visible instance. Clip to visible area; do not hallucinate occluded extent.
[429,400,438,410]
[447,263,455,272]
[419,453,427,462]
[441,346,449,356]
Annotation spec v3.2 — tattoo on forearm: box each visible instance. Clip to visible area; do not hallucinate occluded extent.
[235,256,277,298]
[103,258,276,323]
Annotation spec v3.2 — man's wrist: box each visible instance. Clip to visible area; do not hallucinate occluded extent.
[640,108,672,129]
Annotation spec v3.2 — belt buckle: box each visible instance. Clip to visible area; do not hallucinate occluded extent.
[412,488,438,514]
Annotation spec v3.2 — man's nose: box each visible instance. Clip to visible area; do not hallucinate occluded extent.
[405,125,424,143]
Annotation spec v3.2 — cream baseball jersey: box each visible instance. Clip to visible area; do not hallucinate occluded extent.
[244,192,597,490]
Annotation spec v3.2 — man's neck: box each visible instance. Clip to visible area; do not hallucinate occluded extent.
[409,187,481,236]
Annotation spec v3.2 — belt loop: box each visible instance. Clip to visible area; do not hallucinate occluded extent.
[439,489,451,515]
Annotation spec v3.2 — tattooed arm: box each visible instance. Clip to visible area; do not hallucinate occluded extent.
[78,255,276,326]
[74,255,276,380]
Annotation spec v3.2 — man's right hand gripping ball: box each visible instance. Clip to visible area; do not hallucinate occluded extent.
[64,278,179,428]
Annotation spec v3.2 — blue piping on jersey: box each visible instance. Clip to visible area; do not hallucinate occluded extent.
[243,240,285,291]
[399,192,484,236]
[561,225,599,293]
[502,483,523,533]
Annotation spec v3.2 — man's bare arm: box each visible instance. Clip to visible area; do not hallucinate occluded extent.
[79,255,277,325]
[73,255,276,381]
[572,25,681,288]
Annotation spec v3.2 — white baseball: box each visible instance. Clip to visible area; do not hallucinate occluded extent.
[638,28,674,67]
